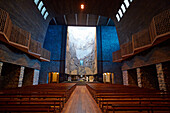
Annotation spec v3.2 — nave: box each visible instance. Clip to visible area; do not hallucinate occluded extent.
[62,86,102,113]
[0,83,169,113]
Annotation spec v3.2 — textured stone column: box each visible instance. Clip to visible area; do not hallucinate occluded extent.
[156,63,166,91]
[33,69,40,85]
[0,62,3,76]
[18,66,25,87]
[136,68,142,88]
[123,70,128,85]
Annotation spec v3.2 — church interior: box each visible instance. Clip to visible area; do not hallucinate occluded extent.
[0,0,170,112]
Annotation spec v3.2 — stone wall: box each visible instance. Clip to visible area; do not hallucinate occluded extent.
[140,65,159,90]
[0,42,41,70]
[128,69,137,86]
[162,61,170,91]
[22,67,34,87]
[122,39,170,71]
[0,62,21,89]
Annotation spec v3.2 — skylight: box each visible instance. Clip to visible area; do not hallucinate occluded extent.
[116,14,120,22]
[38,1,43,11]
[34,0,39,5]
[118,9,123,18]
[44,12,49,20]
[121,4,126,13]
[41,7,46,15]
[124,0,130,8]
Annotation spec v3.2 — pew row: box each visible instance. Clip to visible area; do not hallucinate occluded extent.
[0,83,76,112]
[86,83,170,113]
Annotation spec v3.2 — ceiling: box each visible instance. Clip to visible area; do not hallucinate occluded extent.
[49,14,115,26]
[44,0,123,26]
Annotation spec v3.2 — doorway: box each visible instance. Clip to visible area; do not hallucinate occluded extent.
[48,72,59,83]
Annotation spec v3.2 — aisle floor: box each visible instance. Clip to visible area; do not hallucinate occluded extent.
[61,86,102,113]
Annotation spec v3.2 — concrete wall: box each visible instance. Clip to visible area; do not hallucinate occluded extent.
[0,0,52,69]
[39,25,67,84]
[0,0,51,44]
[112,0,170,71]
[114,0,169,45]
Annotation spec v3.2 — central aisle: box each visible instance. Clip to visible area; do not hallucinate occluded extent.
[62,86,102,113]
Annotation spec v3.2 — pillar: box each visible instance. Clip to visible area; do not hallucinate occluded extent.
[156,63,166,91]
[136,68,142,88]
[0,62,3,76]
[33,69,40,85]
[122,70,128,85]
[18,66,25,87]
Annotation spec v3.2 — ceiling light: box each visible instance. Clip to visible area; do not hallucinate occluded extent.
[81,4,84,9]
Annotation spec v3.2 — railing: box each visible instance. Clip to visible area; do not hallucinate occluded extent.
[9,25,30,48]
[0,8,50,61]
[0,9,12,38]
[132,28,151,51]
[113,9,170,62]
[40,48,51,61]
[112,50,122,62]
[121,41,133,57]
[29,39,41,55]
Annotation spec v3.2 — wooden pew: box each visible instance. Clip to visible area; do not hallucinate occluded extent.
[0,83,76,112]
[86,83,170,113]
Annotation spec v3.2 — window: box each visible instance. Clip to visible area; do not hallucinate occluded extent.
[38,1,43,11]
[124,0,130,8]
[41,7,46,15]
[121,4,126,13]
[118,9,123,18]
[34,0,39,5]
[44,12,49,20]
[116,14,120,22]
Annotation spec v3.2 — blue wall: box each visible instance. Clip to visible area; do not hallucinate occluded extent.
[39,25,122,84]
[39,25,67,84]
[97,26,122,84]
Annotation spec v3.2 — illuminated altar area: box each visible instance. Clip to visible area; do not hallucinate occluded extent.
[65,26,97,77]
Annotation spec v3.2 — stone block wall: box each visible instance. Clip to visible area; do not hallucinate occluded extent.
[0,62,21,89]
[128,69,137,86]
[162,61,170,91]
[22,67,34,87]
[140,65,159,90]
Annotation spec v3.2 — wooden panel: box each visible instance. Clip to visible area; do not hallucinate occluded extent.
[154,9,170,36]
[132,28,151,50]
[112,50,122,62]
[121,41,133,57]
[29,39,41,55]
[9,25,30,47]
[3,15,12,38]
[40,48,51,61]
[0,9,7,33]
[149,9,170,42]
[0,9,12,39]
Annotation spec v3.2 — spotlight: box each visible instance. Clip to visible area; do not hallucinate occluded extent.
[81,4,84,9]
